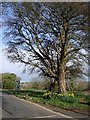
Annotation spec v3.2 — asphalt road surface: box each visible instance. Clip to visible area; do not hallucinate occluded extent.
[0,93,72,119]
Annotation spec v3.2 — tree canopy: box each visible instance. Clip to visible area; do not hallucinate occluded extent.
[1,73,20,89]
[2,2,89,93]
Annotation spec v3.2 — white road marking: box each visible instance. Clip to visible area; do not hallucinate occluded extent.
[12,95,72,118]
[33,115,57,118]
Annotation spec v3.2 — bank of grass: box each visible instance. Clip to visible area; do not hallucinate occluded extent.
[2,89,90,111]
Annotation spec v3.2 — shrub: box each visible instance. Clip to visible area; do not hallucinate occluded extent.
[27,89,46,97]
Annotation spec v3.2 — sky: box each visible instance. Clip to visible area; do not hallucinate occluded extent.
[0,29,39,82]
[0,49,39,83]
[0,5,40,83]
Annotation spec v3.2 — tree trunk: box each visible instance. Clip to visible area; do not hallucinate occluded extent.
[57,79,61,93]
[49,78,56,92]
[57,63,67,94]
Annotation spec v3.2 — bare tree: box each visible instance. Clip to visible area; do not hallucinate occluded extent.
[2,2,89,93]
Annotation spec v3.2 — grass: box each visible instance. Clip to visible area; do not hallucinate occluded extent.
[2,89,90,111]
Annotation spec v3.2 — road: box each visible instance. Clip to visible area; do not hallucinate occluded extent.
[0,93,72,119]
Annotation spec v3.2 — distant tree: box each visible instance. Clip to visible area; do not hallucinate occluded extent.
[2,73,20,89]
[0,74,2,89]
[2,3,89,93]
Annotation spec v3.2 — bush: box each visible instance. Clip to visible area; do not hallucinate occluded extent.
[3,89,46,98]
[27,89,46,97]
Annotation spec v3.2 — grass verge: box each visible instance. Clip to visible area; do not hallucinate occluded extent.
[2,89,90,115]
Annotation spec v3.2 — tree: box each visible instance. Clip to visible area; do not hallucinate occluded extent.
[2,3,89,93]
[0,74,2,89]
[2,73,20,89]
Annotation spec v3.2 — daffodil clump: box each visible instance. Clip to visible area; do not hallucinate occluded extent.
[43,92,52,99]
[43,92,78,103]
[68,93,75,98]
